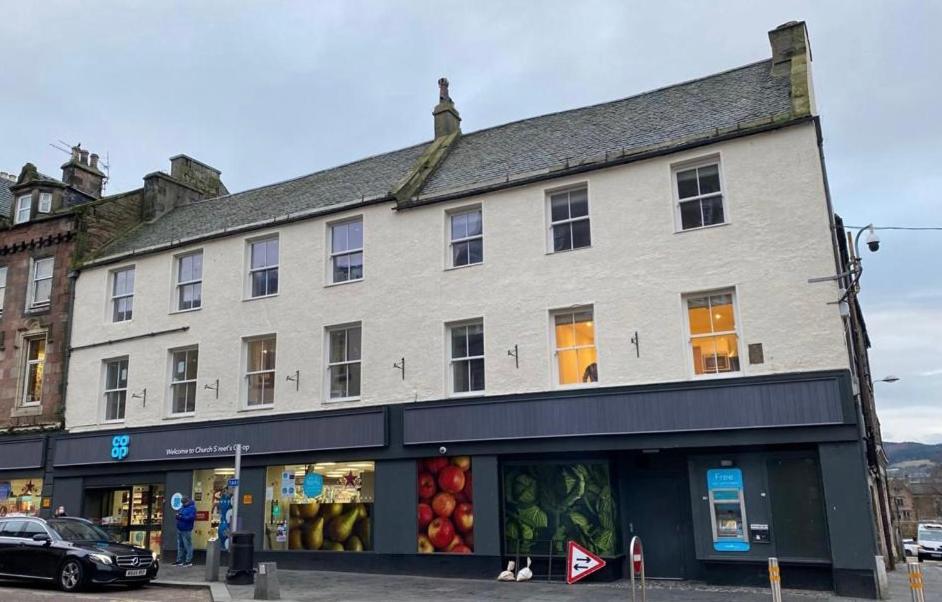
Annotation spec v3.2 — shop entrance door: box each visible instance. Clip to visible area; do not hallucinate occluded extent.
[84,485,164,554]
[626,474,692,579]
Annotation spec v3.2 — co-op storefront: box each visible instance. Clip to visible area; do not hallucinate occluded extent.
[46,370,881,598]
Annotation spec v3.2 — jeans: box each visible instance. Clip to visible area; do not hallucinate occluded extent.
[176,530,193,564]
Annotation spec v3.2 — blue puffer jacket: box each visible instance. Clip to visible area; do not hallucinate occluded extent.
[176,500,196,532]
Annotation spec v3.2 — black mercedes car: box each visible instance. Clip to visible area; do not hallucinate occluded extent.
[0,515,159,592]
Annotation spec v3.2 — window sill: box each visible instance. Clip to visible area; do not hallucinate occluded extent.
[102,419,126,425]
[690,371,743,381]
[544,244,592,256]
[323,397,361,405]
[444,262,483,272]
[325,278,364,288]
[447,390,484,399]
[164,412,196,420]
[243,294,279,302]
[554,381,600,391]
[239,404,274,412]
[674,221,730,235]
[170,307,202,315]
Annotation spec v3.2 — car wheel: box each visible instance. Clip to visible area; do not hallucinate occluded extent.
[58,559,85,592]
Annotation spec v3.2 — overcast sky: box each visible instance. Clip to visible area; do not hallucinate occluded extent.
[3,1,939,443]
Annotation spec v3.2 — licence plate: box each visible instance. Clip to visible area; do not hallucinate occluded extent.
[126,569,147,577]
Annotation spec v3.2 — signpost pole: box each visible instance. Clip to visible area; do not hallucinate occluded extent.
[232,443,242,532]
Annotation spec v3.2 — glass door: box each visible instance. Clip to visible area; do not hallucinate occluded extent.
[85,485,165,553]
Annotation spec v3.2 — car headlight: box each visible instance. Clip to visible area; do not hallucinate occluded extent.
[89,553,113,565]
[152,551,159,561]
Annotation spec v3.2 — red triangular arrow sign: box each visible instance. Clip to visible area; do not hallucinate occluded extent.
[566,540,606,584]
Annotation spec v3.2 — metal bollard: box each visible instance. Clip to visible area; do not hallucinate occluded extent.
[768,557,782,602]
[205,539,221,582]
[908,561,925,602]
[254,562,281,600]
[629,536,646,602]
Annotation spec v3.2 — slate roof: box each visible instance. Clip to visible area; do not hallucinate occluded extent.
[0,178,13,218]
[101,59,795,258]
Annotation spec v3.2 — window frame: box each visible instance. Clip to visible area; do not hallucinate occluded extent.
[0,266,7,315]
[14,195,31,224]
[110,266,135,323]
[550,305,599,389]
[328,217,364,285]
[682,288,743,379]
[447,319,485,396]
[174,250,204,313]
[168,346,199,416]
[102,357,129,423]
[20,334,47,407]
[325,323,362,402]
[245,236,279,300]
[671,156,729,232]
[243,335,277,408]
[546,185,591,254]
[27,257,54,310]
[446,205,484,269]
[37,192,52,214]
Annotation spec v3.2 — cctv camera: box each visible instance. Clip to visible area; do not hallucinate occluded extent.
[866,228,880,252]
[439,446,447,455]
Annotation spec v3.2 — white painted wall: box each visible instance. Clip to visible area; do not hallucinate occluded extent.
[66,123,849,432]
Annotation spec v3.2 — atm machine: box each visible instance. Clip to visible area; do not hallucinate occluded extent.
[706,468,750,552]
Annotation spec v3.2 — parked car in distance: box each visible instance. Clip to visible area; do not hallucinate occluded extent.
[0,516,158,591]
[903,538,919,557]
[917,522,942,562]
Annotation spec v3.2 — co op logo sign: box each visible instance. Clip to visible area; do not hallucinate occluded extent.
[110,435,130,460]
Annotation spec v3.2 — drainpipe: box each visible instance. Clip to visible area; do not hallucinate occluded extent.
[60,268,79,429]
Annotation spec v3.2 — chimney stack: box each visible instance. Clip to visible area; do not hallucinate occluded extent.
[768,21,816,117]
[61,143,105,199]
[432,77,461,138]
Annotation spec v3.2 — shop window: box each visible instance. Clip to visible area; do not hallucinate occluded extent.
[84,485,164,555]
[0,478,43,517]
[264,461,374,552]
[502,461,619,557]
[552,308,597,386]
[192,468,236,551]
[686,290,740,376]
[417,456,473,554]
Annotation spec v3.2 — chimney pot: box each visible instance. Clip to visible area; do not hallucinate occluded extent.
[71,146,81,162]
[79,150,89,165]
[433,77,461,139]
[90,153,99,169]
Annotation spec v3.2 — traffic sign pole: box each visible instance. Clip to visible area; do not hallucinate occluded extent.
[231,443,242,532]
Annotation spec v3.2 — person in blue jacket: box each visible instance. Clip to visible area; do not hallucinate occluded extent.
[174,496,197,567]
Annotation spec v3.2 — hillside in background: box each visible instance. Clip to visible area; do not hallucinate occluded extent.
[885,441,942,466]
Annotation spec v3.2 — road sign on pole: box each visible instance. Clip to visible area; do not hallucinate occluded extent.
[566,540,606,585]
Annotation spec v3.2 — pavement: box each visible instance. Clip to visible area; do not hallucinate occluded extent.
[151,559,942,602]
[0,560,937,601]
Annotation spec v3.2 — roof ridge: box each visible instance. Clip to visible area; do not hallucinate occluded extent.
[181,139,431,208]
[456,58,774,139]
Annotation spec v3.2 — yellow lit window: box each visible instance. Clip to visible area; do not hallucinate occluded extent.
[687,292,740,375]
[554,309,597,385]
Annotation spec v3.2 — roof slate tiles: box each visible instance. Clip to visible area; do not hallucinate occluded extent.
[101,59,793,258]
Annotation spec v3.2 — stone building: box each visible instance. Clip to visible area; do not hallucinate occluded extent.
[0,148,224,517]
[6,21,892,598]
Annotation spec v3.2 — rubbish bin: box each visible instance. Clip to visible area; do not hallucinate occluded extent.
[226,532,255,585]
